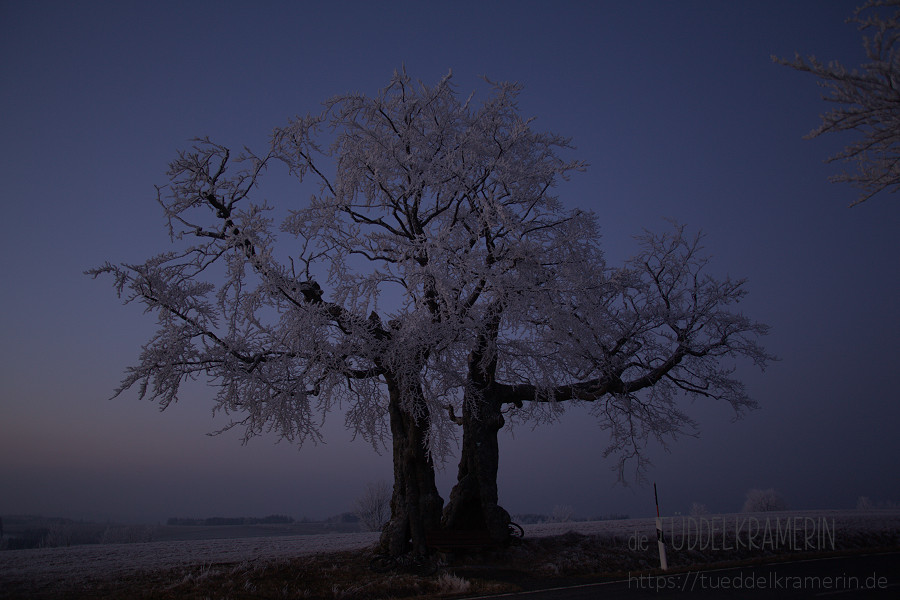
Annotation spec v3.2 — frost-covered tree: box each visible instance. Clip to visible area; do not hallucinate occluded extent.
[354,481,392,532]
[91,69,772,556]
[550,505,575,523]
[776,0,900,205]
[742,488,787,512]
[690,502,709,517]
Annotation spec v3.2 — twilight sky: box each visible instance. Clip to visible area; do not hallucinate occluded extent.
[1,0,898,524]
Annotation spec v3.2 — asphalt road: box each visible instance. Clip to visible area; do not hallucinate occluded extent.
[462,551,899,599]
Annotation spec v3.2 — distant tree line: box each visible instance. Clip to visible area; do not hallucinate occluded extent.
[513,512,630,525]
[325,512,361,524]
[0,516,159,551]
[166,515,295,526]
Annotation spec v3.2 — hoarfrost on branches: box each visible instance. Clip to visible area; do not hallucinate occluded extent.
[776,0,900,205]
[91,68,773,553]
[457,219,774,481]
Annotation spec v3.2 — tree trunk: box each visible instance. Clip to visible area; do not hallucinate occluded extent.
[442,387,511,543]
[379,374,444,556]
[442,313,511,543]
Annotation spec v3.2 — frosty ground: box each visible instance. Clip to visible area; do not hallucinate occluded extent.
[1,510,898,598]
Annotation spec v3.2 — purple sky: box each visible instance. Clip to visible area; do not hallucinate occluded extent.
[2,0,898,524]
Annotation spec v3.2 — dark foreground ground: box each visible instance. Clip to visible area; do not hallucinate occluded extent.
[2,525,898,600]
[461,551,900,600]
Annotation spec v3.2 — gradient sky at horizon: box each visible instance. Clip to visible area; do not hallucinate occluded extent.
[1,0,898,524]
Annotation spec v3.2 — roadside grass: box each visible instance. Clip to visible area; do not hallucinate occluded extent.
[5,525,898,599]
[22,548,514,600]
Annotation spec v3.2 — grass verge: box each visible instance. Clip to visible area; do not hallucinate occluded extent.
[3,526,898,599]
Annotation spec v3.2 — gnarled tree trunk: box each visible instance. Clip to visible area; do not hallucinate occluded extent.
[379,374,444,556]
[442,314,511,543]
[442,387,510,543]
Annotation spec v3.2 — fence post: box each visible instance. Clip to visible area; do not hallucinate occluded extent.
[654,483,668,570]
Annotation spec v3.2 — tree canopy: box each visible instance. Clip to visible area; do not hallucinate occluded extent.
[91,70,773,555]
[777,0,900,205]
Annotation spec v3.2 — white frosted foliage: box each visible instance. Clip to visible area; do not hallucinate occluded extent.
[90,70,773,478]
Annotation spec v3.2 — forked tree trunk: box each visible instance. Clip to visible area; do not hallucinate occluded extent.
[379,375,444,557]
[442,314,511,543]
[442,388,510,543]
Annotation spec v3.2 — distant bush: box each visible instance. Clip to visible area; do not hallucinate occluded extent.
[550,505,574,523]
[742,488,787,512]
[690,502,709,516]
[856,496,898,510]
[354,481,391,532]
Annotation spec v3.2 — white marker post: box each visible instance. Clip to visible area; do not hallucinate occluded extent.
[654,483,668,571]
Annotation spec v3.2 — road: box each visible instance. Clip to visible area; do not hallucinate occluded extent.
[462,551,899,599]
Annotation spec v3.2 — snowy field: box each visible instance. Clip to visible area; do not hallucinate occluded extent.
[1,510,898,591]
[520,509,900,543]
